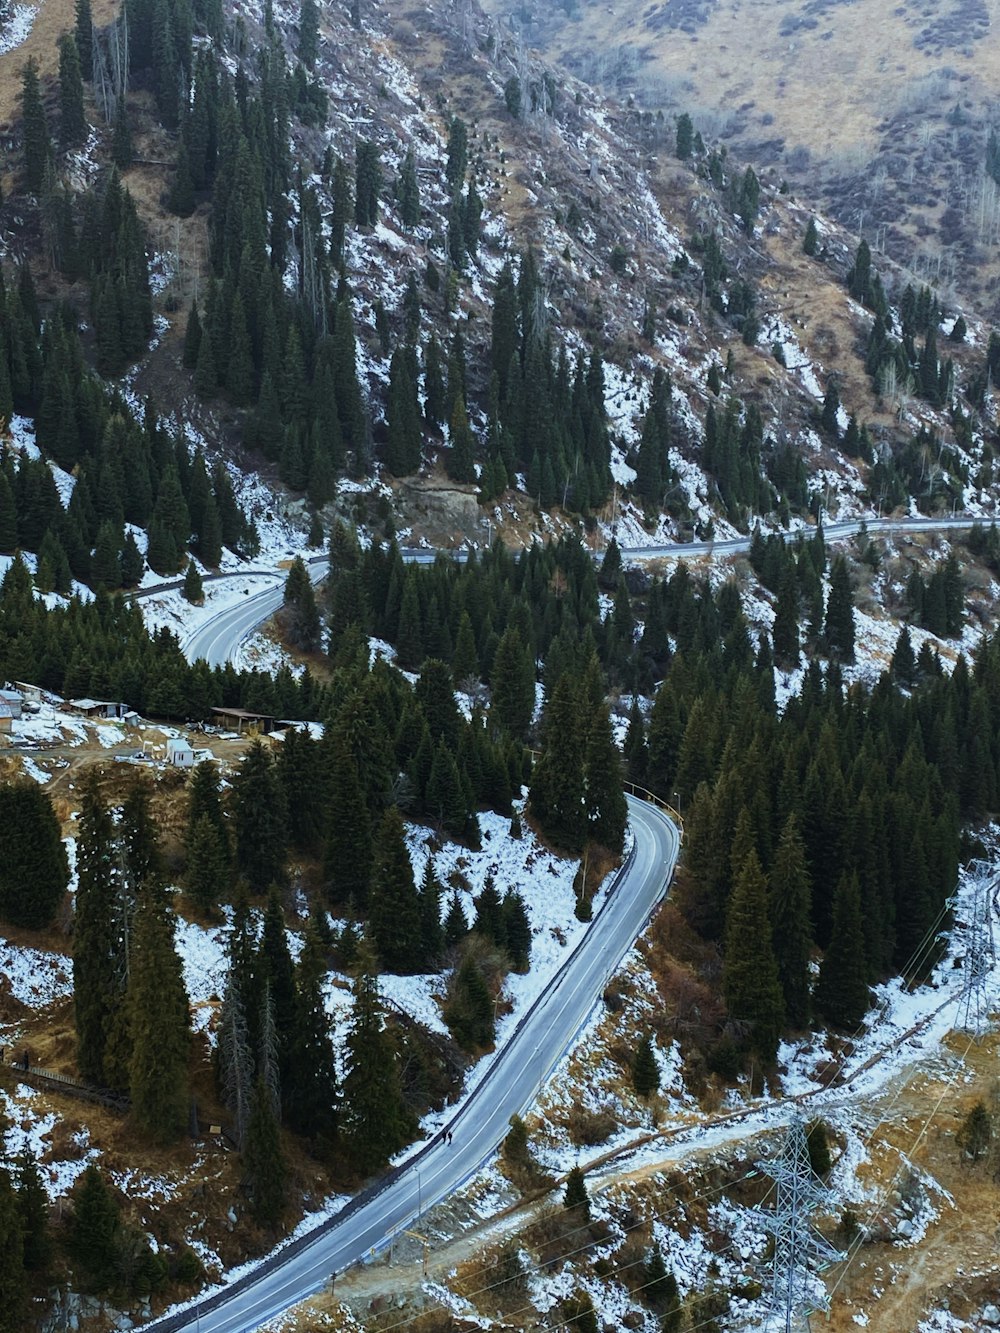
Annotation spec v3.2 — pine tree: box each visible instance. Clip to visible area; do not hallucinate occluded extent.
[243,1076,286,1227]
[824,555,855,662]
[58,34,87,147]
[803,216,818,256]
[675,111,693,160]
[632,1032,660,1097]
[772,562,800,669]
[69,1165,120,1292]
[182,301,202,369]
[182,558,204,603]
[445,950,494,1050]
[75,0,94,73]
[815,873,869,1030]
[418,859,443,963]
[723,850,785,1062]
[15,1150,51,1275]
[168,141,196,216]
[447,395,476,482]
[285,926,338,1142]
[585,703,628,854]
[298,0,319,67]
[20,59,51,193]
[489,626,535,740]
[369,808,424,972]
[563,1165,590,1220]
[121,531,145,586]
[324,734,373,907]
[73,780,119,1085]
[0,1164,25,1332]
[194,323,218,396]
[891,623,916,686]
[233,740,287,892]
[0,781,69,929]
[216,964,253,1149]
[354,139,381,226]
[111,97,132,169]
[956,1101,992,1164]
[128,891,190,1142]
[184,814,229,915]
[443,891,468,948]
[398,145,420,227]
[0,473,16,554]
[530,674,587,852]
[342,949,412,1175]
[502,888,531,970]
[769,814,812,1028]
[806,1119,832,1176]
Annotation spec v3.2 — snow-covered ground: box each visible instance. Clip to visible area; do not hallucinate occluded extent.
[0,3,35,58]
[139,573,285,649]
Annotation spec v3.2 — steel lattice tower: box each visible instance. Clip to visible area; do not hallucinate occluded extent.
[755,1115,842,1333]
[956,861,997,1040]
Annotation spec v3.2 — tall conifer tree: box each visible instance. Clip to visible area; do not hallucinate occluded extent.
[723,849,784,1062]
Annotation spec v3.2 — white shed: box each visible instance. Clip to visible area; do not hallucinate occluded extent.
[167,738,195,768]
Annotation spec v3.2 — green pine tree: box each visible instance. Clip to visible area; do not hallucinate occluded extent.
[184,814,229,915]
[285,925,339,1142]
[398,145,420,227]
[530,674,587,852]
[15,1149,51,1275]
[68,1165,120,1292]
[73,780,119,1085]
[824,555,855,662]
[675,111,694,160]
[324,734,372,907]
[127,891,190,1142]
[769,814,812,1029]
[956,1101,993,1164]
[446,395,476,482]
[815,873,869,1030]
[585,703,628,854]
[0,1163,25,1333]
[182,557,204,604]
[58,34,87,147]
[368,807,424,972]
[563,1164,590,1220]
[20,59,51,193]
[445,950,494,1050]
[632,1032,660,1097]
[243,1076,286,1227]
[723,849,785,1062]
[233,740,287,892]
[0,781,69,929]
[342,948,413,1175]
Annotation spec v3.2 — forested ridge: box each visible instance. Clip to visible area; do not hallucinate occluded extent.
[5,0,1000,1317]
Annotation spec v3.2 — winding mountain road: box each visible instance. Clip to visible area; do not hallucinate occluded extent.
[179,513,981,670]
[146,799,679,1333]
[152,510,977,1331]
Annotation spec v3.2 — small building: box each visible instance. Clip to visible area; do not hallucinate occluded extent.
[0,701,12,735]
[11,681,44,704]
[209,707,277,735]
[67,699,130,721]
[0,689,22,720]
[166,738,195,768]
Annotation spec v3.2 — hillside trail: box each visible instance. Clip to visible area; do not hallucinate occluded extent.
[293,1035,1000,1330]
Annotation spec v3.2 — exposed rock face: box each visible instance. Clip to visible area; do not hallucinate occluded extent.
[396,475,482,545]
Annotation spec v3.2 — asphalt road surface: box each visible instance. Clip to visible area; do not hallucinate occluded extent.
[179,513,982,669]
[159,510,976,1330]
[145,797,680,1333]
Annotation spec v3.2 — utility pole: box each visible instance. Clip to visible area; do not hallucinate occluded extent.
[956,861,997,1040]
[755,1115,842,1333]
